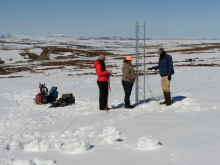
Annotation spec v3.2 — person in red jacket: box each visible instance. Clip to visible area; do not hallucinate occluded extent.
[94,54,112,110]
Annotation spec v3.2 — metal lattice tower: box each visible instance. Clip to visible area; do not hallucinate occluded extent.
[135,22,146,105]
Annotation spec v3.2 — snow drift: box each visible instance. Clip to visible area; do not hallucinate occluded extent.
[137,135,161,150]
[60,138,91,153]
[103,126,120,144]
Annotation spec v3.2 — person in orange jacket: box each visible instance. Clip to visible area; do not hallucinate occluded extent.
[94,54,112,110]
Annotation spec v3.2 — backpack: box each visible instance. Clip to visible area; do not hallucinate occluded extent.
[35,83,49,104]
[47,87,58,103]
[49,93,75,108]
[36,93,42,104]
[39,83,48,95]
[62,93,75,104]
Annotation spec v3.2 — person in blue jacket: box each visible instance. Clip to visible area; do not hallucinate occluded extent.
[148,48,174,106]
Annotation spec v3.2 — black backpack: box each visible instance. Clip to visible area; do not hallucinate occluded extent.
[62,93,75,104]
[38,83,48,104]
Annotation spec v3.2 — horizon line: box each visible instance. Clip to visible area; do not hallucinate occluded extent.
[0,33,219,40]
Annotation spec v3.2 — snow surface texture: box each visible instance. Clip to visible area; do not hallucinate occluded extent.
[12,159,35,165]
[24,140,55,152]
[11,157,56,165]
[137,135,161,150]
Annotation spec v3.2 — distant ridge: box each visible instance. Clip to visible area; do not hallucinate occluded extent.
[0,34,219,41]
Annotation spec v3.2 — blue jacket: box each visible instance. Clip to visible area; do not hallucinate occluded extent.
[154,54,174,77]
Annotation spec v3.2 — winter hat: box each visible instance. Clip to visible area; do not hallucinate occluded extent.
[125,55,134,62]
[159,48,164,51]
[98,54,106,60]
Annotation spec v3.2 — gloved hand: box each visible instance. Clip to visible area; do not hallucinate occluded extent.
[108,70,113,75]
[148,67,154,71]
[168,75,171,80]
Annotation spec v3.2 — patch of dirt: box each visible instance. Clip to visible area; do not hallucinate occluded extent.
[75,72,97,76]
[0,76,24,79]
[54,56,69,59]
[0,66,8,74]
[54,55,80,59]
[20,53,39,60]
[50,47,114,57]
[35,47,50,61]
[113,56,126,60]
[3,66,33,74]
[35,66,65,71]
[0,60,5,64]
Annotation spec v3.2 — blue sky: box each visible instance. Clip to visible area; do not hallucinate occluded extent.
[0,0,219,38]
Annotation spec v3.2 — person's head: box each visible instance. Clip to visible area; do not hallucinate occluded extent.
[97,54,106,61]
[158,48,166,55]
[124,55,134,64]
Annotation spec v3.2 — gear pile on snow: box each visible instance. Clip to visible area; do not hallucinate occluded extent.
[35,83,75,107]
[35,83,58,104]
[49,93,75,108]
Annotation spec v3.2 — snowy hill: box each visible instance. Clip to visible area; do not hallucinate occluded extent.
[0,34,133,42]
[0,34,220,165]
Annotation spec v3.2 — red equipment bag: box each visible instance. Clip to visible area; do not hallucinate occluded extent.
[35,93,42,104]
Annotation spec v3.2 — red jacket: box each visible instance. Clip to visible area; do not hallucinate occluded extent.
[94,61,109,81]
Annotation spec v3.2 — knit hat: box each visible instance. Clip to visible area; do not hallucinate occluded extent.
[98,54,106,60]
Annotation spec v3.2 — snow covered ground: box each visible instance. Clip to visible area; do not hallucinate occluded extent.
[0,36,220,164]
[0,66,220,165]
[0,50,27,64]
[29,48,43,56]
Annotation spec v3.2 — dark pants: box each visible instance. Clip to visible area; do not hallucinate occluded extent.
[97,81,108,110]
[122,80,133,105]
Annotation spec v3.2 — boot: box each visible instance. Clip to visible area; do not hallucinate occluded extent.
[165,92,172,106]
[124,104,134,109]
[160,92,167,104]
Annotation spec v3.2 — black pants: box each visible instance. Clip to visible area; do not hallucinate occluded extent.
[97,81,108,110]
[122,80,133,105]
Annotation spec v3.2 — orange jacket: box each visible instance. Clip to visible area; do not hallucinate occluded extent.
[94,60,109,81]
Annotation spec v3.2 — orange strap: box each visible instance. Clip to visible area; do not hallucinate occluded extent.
[108,76,111,93]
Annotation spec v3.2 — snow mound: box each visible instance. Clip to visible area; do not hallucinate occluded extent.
[61,138,90,153]
[6,141,23,150]
[24,140,54,152]
[6,132,55,152]
[137,135,161,150]
[103,133,120,144]
[12,159,35,165]
[33,157,56,165]
[103,126,120,144]
[103,126,117,135]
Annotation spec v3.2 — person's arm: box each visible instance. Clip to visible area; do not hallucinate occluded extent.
[153,65,159,70]
[168,56,174,75]
[96,64,109,76]
[148,59,159,70]
[148,65,159,70]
